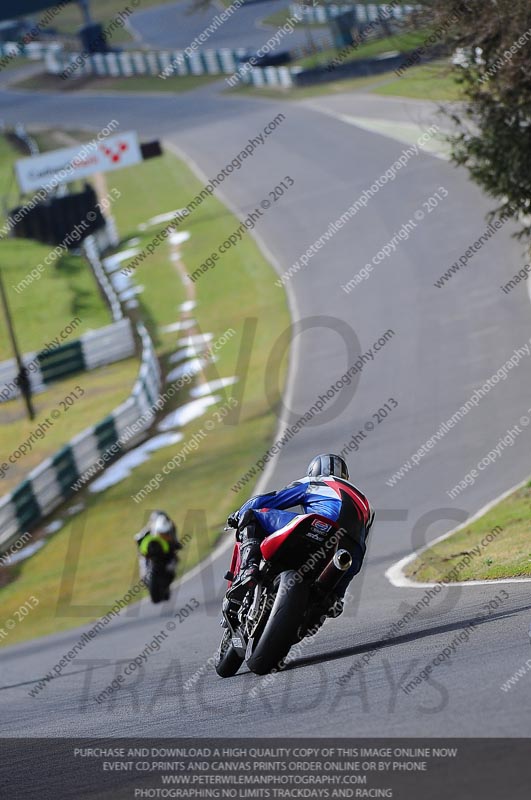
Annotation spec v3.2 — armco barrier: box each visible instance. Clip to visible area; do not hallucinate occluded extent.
[289,3,416,25]
[242,65,295,88]
[6,38,292,89]
[0,40,62,63]
[290,3,353,24]
[10,122,38,156]
[0,320,160,552]
[45,46,297,87]
[0,319,135,404]
[46,46,249,79]
[84,235,123,321]
[292,49,420,85]
[0,238,161,554]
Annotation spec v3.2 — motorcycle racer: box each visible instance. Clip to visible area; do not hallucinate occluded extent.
[134,510,182,580]
[227,454,374,615]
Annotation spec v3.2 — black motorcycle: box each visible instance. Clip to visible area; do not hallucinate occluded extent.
[143,539,177,604]
[215,513,352,677]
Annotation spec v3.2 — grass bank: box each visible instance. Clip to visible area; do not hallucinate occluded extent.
[49,0,170,44]
[261,9,328,28]
[0,239,112,361]
[0,133,290,646]
[0,359,139,495]
[12,71,219,93]
[292,29,431,69]
[0,134,112,361]
[232,59,462,101]
[405,481,531,582]
[0,133,139,500]
[373,61,461,101]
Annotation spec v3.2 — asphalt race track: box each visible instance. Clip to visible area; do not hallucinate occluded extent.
[1,69,531,747]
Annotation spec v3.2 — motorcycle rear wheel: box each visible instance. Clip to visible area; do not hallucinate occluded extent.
[246,570,309,675]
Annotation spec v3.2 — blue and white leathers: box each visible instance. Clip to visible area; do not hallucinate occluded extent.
[236,475,372,597]
[237,476,369,536]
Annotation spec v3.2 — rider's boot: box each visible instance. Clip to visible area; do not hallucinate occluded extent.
[227,522,261,600]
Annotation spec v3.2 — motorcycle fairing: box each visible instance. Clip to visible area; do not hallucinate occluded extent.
[260,513,339,561]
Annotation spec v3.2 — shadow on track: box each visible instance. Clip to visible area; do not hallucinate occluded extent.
[278,601,531,673]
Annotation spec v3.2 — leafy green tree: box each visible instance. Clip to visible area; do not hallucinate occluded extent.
[417,0,531,239]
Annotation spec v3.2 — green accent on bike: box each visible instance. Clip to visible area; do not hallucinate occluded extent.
[139,534,171,557]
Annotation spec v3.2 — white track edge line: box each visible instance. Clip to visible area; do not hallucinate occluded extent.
[141,137,302,599]
[385,474,531,588]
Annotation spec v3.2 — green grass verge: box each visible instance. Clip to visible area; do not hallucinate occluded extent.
[292,29,430,69]
[0,132,26,210]
[0,131,139,504]
[231,60,461,101]
[0,239,112,361]
[261,9,328,28]
[0,135,290,646]
[49,0,171,44]
[405,481,531,582]
[230,73,385,99]
[0,56,31,74]
[0,360,139,495]
[12,71,219,93]
[0,134,109,362]
[372,62,462,101]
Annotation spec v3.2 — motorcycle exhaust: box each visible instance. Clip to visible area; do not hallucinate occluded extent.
[316,549,352,589]
[333,550,353,570]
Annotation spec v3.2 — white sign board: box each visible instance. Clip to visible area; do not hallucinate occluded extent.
[15,131,142,193]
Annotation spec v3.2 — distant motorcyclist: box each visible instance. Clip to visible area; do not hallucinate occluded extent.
[135,511,182,602]
[227,454,374,616]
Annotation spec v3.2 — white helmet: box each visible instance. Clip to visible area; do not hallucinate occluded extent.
[152,514,173,536]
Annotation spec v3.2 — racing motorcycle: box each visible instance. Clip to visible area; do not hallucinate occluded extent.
[142,539,177,604]
[215,514,352,677]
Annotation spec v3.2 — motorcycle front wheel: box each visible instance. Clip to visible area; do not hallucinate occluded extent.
[214,628,244,678]
[144,562,172,603]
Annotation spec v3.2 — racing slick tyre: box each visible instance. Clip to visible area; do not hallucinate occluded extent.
[246,570,309,675]
[215,628,244,677]
[145,563,170,604]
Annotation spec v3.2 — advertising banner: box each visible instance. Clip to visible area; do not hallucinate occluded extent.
[15,131,142,193]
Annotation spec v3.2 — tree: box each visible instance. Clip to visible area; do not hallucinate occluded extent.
[417,0,531,239]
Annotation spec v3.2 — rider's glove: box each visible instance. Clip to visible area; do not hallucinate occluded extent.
[227,513,240,529]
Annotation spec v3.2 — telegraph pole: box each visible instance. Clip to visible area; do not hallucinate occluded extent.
[0,267,35,420]
[77,0,94,26]
[302,0,317,64]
